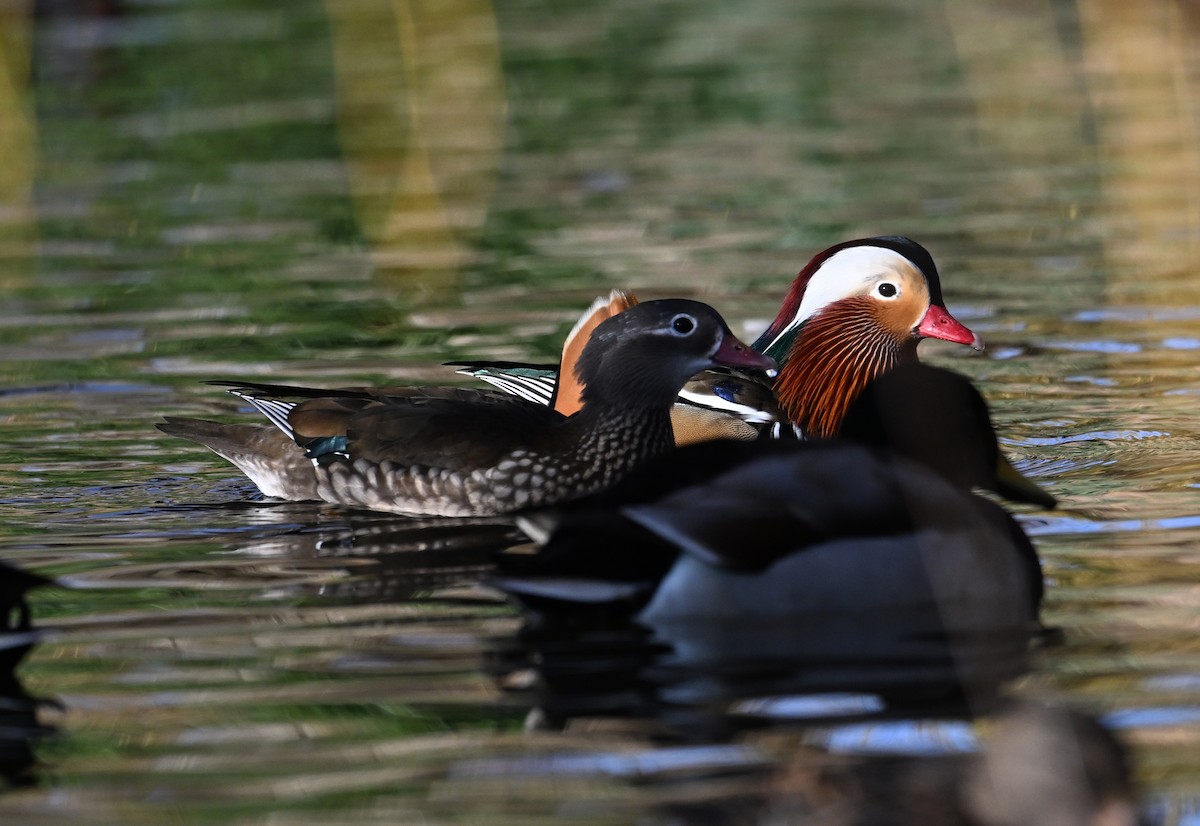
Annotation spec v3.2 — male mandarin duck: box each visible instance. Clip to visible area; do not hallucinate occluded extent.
[493,364,1053,630]
[158,299,775,517]
[756,235,981,437]
[457,236,982,443]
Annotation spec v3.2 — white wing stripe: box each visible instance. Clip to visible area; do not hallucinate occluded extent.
[472,374,555,406]
[229,390,297,439]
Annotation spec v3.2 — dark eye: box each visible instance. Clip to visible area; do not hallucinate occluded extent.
[877,282,898,298]
[671,314,696,335]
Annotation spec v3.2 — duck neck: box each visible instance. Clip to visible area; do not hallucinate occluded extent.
[567,402,677,486]
[774,299,917,439]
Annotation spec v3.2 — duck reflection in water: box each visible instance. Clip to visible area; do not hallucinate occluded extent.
[491,365,1056,726]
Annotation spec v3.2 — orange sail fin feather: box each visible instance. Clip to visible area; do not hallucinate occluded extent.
[552,288,639,416]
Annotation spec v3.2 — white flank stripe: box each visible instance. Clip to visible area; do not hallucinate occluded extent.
[676,388,776,424]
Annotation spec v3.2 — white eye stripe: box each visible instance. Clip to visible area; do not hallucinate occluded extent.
[798,247,913,319]
[761,246,917,353]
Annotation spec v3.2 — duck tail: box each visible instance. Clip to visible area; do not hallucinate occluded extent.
[156,417,318,500]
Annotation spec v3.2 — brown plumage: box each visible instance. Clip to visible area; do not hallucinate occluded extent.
[771,298,911,439]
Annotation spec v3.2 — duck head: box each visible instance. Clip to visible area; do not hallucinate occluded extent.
[754,236,982,357]
[575,299,777,409]
[838,363,1056,509]
[754,236,982,438]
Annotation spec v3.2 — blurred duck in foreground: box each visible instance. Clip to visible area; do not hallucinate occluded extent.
[494,364,1055,632]
[457,236,983,443]
[753,704,1136,826]
[158,299,775,516]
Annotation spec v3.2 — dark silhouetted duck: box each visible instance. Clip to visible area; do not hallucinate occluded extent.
[494,364,1053,631]
[159,299,776,516]
[457,236,981,443]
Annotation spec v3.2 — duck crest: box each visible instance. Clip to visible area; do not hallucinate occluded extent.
[773,297,912,438]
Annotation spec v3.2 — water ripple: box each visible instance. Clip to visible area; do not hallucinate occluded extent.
[806,720,979,756]
[1028,513,1200,537]
[1012,429,1169,447]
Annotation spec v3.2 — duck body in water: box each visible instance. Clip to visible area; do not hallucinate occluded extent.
[159,299,775,516]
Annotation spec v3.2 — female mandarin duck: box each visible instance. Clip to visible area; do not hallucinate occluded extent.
[158,299,775,517]
[457,236,982,442]
[494,364,1053,630]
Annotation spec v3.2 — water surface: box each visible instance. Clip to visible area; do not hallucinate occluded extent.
[2,0,1200,821]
